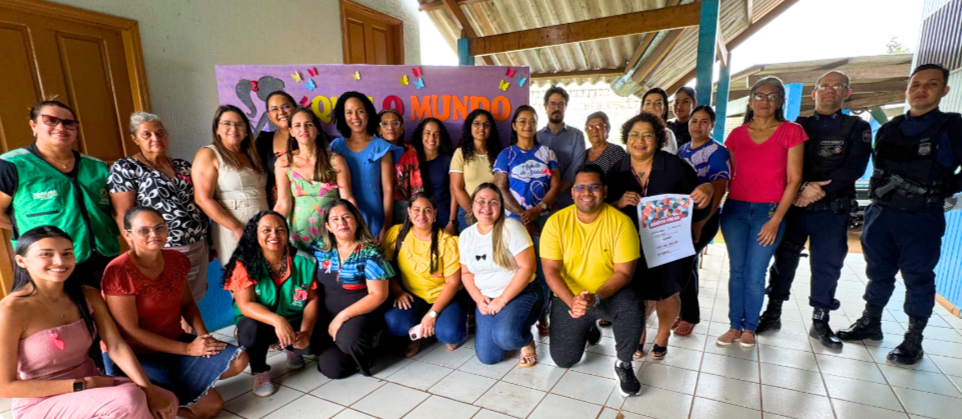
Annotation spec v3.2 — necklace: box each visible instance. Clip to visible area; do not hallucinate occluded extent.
[265,249,289,279]
[39,149,73,170]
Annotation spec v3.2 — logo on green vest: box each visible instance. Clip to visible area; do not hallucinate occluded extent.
[32,190,59,200]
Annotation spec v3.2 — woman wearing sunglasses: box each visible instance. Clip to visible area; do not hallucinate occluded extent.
[0,100,121,289]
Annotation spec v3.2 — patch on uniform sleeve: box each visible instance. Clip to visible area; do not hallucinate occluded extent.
[862,129,872,143]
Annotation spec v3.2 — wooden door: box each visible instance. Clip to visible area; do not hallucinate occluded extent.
[0,0,150,295]
[340,0,404,65]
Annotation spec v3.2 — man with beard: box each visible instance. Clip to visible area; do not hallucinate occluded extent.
[538,86,586,209]
[540,164,643,396]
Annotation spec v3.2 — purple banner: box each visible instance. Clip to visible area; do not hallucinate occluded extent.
[214,64,531,145]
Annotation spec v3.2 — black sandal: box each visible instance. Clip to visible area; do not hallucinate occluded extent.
[651,344,668,360]
[632,342,646,359]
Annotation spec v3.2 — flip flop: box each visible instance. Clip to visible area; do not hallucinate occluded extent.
[519,343,538,368]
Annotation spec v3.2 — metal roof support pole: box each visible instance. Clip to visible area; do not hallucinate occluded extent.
[458,38,475,66]
[695,0,719,106]
[713,51,731,142]
[784,83,803,123]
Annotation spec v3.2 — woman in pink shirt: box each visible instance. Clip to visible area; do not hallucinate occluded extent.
[716,77,806,348]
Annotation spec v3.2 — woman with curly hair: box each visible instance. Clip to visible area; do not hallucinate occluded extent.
[381,193,464,357]
[411,118,457,233]
[329,92,403,242]
[311,199,394,378]
[222,211,321,397]
[273,107,355,251]
[451,109,502,232]
[378,109,424,226]
[608,112,714,360]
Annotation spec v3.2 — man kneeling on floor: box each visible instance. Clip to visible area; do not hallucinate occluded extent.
[540,165,644,396]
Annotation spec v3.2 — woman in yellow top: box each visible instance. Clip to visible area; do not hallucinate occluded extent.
[381,193,465,357]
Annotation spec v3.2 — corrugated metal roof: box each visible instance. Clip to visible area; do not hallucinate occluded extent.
[420,0,789,96]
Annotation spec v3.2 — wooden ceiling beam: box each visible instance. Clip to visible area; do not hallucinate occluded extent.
[531,67,626,81]
[623,0,682,71]
[468,2,702,57]
[746,64,912,85]
[441,0,493,65]
[664,0,802,97]
[419,0,491,12]
[631,28,688,84]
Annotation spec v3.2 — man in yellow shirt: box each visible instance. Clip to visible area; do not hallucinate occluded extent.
[541,165,643,397]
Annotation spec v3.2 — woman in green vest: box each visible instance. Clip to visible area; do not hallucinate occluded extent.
[222,211,321,398]
[0,100,120,288]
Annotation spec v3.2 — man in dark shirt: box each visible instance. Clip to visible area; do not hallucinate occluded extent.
[837,64,962,365]
[756,71,872,348]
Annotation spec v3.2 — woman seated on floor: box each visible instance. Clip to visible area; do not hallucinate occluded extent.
[0,226,178,419]
[459,183,544,367]
[223,211,322,398]
[381,193,466,357]
[311,199,394,378]
[102,207,248,419]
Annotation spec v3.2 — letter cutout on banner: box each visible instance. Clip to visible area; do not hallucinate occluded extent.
[452,96,469,121]
[411,96,432,120]
[383,95,404,115]
[469,96,491,111]
[491,96,511,121]
[433,95,452,121]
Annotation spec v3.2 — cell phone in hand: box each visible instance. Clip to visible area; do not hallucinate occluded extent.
[408,324,422,340]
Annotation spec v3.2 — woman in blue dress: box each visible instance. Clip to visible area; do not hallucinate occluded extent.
[329,92,403,243]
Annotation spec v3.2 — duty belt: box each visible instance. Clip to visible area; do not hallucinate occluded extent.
[804,197,856,214]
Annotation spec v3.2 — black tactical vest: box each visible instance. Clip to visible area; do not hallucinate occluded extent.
[797,114,861,199]
[869,112,960,209]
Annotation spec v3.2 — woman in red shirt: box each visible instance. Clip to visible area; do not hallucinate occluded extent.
[102,207,249,419]
[717,77,806,348]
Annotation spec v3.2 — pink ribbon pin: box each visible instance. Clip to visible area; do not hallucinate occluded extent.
[49,331,65,350]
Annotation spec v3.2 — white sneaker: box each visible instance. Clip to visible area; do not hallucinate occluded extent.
[252,372,277,397]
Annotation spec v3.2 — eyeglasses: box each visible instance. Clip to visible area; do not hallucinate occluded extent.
[546,102,566,109]
[379,121,402,129]
[514,120,537,127]
[268,104,293,113]
[219,121,247,130]
[40,115,80,130]
[752,93,782,102]
[815,84,848,91]
[473,199,501,208]
[127,225,168,237]
[628,132,657,141]
[586,125,607,132]
[472,121,492,130]
[573,184,604,193]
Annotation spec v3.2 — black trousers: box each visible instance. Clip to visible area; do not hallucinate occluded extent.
[861,205,944,319]
[680,211,721,323]
[767,207,850,310]
[549,287,644,366]
[236,317,321,374]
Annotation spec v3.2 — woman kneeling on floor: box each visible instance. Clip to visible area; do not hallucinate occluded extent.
[381,193,466,357]
[103,207,248,418]
[223,211,322,397]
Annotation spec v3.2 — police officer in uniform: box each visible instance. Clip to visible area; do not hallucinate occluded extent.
[838,64,962,365]
[755,71,872,348]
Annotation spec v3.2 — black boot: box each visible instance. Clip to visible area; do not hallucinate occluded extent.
[809,308,842,348]
[887,316,926,365]
[756,300,783,333]
[837,304,884,341]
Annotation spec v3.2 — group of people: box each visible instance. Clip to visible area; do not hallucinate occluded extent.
[0,62,958,418]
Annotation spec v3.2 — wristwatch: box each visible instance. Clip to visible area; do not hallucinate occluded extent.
[539,202,549,211]
[73,379,85,392]
[449,219,459,228]
[428,310,438,319]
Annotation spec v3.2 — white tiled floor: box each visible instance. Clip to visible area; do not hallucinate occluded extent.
[4,243,962,419]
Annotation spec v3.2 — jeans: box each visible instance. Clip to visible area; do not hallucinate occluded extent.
[549,286,644,366]
[474,282,545,365]
[456,206,470,234]
[720,200,786,332]
[383,294,467,345]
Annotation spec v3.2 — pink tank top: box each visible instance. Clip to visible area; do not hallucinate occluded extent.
[17,318,98,382]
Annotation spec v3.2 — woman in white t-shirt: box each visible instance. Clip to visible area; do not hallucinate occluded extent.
[459,183,544,368]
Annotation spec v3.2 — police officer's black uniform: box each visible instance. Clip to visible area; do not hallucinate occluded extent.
[755,111,872,348]
[838,107,962,365]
